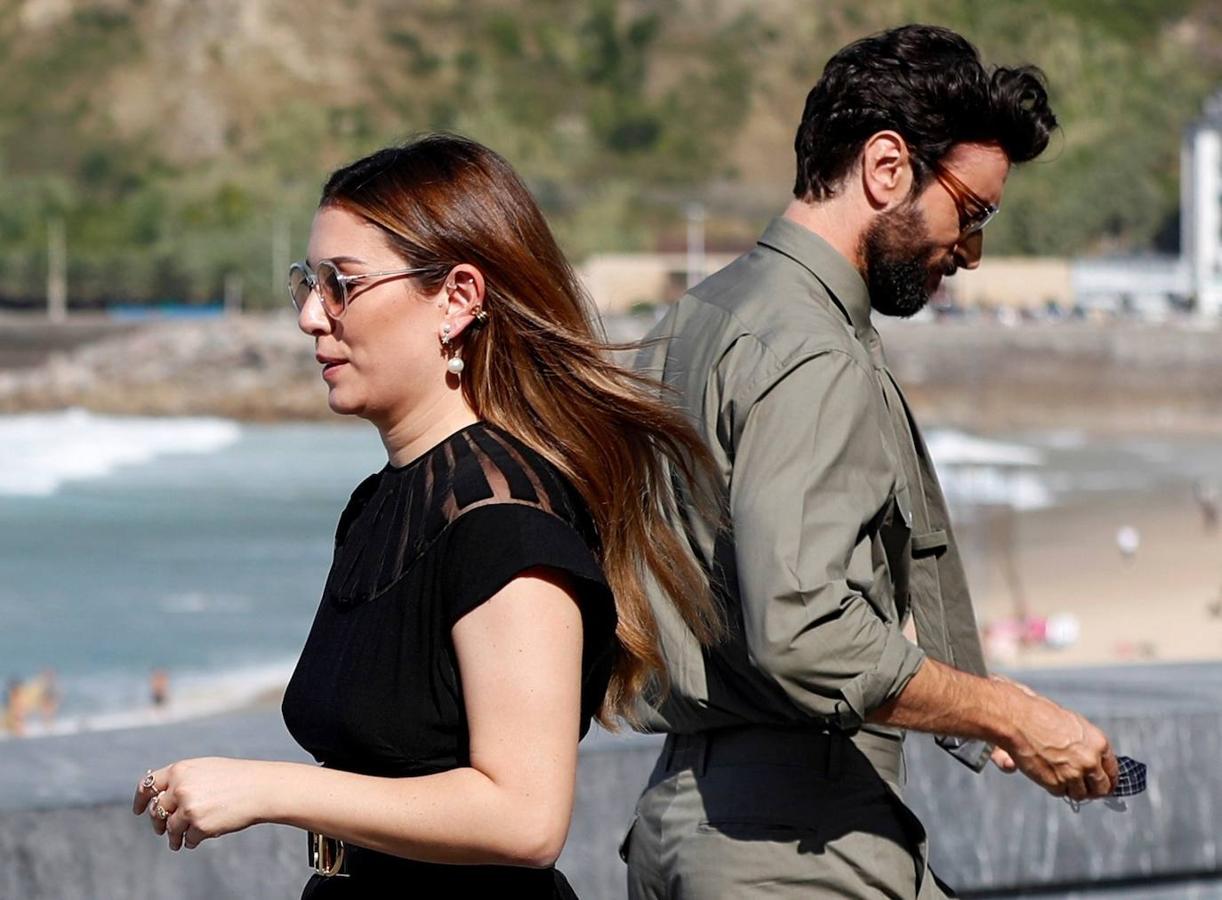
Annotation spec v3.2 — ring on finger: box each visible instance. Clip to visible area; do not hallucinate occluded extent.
[151,794,170,821]
[141,770,157,792]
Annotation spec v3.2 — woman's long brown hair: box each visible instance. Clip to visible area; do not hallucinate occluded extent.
[320,133,722,725]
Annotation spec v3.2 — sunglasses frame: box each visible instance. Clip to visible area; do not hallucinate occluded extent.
[930,163,1000,238]
[288,260,434,318]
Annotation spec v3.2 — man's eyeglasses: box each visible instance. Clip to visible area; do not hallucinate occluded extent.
[287,260,432,319]
[931,163,999,238]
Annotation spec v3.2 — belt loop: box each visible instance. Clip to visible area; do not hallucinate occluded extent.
[826,731,843,779]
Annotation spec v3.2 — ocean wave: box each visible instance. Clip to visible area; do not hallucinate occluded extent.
[937,467,1055,511]
[0,659,296,741]
[0,409,241,497]
[927,430,1052,510]
[925,429,1044,467]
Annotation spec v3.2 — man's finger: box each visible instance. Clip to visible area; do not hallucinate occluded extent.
[990,746,1017,773]
[1086,767,1112,798]
[1065,776,1089,803]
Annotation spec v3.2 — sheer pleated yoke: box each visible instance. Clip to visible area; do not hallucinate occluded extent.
[324,423,594,609]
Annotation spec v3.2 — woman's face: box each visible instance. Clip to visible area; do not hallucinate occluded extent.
[296,206,448,429]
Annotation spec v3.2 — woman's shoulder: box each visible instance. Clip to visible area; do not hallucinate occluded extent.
[322,423,596,607]
[441,423,586,530]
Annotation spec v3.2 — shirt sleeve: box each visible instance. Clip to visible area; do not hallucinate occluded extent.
[728,349,926,729]
[439,503,615,634]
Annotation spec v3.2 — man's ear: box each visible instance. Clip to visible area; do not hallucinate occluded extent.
[860,130,914,211]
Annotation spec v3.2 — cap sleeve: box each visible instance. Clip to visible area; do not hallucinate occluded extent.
[440,503,614,631]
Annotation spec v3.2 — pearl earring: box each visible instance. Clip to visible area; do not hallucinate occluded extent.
[441,321,462,376]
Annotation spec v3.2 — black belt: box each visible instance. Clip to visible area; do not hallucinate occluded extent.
[308,830,349,877]
[305,837,569,891]
[305,837,411,879]
[662,725,905,786]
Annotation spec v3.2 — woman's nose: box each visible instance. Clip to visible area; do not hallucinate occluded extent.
[297,290,332,337]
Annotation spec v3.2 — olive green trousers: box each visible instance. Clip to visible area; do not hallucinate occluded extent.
[623,727,953,899]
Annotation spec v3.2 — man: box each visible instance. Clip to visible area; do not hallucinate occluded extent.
[626,25,1118,899]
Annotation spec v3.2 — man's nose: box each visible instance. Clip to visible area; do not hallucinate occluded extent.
[956,231,984,270]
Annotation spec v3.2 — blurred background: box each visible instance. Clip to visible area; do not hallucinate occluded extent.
[2,1,1222,898]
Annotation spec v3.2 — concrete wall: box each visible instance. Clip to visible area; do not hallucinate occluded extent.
[3,664,1221,899]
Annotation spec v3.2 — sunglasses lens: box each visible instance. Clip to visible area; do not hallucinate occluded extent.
[316,262,346,317]
[965,207,997,236]
[288,265,311,311]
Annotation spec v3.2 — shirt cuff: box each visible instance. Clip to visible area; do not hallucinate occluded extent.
[833,631,926,730]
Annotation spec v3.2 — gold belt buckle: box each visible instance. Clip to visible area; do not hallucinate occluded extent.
[309,831,349,877]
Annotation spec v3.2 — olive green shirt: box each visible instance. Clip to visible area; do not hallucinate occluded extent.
[636,216,988,736]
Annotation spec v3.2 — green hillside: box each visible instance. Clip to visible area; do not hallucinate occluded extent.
[1,0,1218,307]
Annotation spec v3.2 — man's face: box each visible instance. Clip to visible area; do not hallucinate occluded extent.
[862,142,1010,318]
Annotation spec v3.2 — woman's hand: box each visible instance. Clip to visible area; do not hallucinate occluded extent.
[132,757,273,851]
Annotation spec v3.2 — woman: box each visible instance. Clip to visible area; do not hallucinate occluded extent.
[131,133,722,897]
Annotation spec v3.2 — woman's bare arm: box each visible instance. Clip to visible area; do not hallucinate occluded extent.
[136,568,584,867]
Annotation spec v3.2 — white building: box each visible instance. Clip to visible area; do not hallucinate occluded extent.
[1183,89,1222,317]
[1071,88,1221,319]
[1070,256,1190,320]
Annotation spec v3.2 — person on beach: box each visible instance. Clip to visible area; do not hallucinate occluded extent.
[149,667,169,709]
[132,133,722,898]
[4,676,28,737]
[624,25,1119,899]
[25,668,60,726]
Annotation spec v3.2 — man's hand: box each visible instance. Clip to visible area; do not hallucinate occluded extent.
[994,681,1118,801]
[868,659,1118,800]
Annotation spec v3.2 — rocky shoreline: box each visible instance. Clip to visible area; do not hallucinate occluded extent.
[0,313,327,421]
[4,313,1222,433]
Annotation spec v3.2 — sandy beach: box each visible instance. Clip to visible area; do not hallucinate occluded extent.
[962,486,1222,670]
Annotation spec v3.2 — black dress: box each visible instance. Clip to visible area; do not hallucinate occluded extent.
[282,422,618,898]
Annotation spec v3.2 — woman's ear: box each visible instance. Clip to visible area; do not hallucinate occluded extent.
[438,264,487,341]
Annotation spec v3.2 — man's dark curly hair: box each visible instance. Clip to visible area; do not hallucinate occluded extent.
[793,24,1057,201]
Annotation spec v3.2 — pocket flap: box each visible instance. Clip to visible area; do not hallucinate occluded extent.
[911,529,948,558]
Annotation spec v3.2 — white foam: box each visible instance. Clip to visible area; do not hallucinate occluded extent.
[937,466,1055,511]
[927,430,1053,511]
[0,409,241,496]
[925,429,1044,467]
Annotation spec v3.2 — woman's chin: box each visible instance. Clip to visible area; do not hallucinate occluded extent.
[325,389,364,418]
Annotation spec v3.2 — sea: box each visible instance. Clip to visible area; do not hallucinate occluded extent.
[3,409,1221,738]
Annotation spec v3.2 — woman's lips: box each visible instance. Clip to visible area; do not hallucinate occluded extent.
[319,360,347,381]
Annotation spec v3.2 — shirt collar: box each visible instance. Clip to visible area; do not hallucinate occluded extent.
[757,216,873,339]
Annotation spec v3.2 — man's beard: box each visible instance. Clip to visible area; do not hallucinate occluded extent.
[860,202,950,318]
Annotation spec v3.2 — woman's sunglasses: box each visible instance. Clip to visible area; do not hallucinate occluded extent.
[287,260,432,319]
